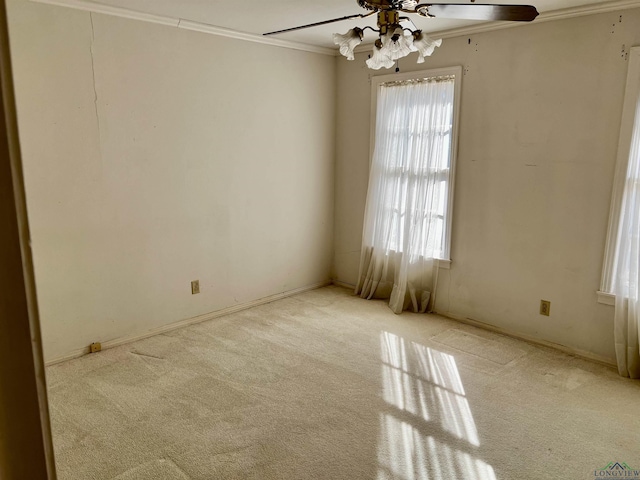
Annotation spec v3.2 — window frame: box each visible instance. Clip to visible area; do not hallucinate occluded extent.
[369,66,463,265]
[599,46,640,305]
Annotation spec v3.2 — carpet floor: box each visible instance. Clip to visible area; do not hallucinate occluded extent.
[46,285,640,480]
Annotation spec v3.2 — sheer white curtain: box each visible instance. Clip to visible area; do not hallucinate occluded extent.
[613,94,640,378]
[356,77,454,314]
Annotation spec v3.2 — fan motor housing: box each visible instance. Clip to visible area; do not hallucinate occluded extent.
[377,10,401,33]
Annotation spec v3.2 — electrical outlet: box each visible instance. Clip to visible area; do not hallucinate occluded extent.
[89,342,102,353]
[540,300,550,316]
[191,280,200,295]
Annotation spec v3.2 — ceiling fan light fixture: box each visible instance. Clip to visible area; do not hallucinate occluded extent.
[383,28,414,61]
[265,0,538,70]
[412,30,442,63]
[333,27,364,60]
[366,38,395,70]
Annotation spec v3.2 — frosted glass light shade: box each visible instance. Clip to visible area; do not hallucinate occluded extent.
[366,40,395,70]
[333,28,363,61]
[384,29,414,61]
[412,31,442,63]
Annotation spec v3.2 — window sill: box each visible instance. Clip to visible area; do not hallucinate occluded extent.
[596,291,615,306]
[438,259,451,269]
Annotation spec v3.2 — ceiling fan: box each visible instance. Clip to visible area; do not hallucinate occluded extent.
[264,0,538,69]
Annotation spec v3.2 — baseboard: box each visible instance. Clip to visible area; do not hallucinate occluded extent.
[436,310,617,368]
[46,281,617,369]
[333,279,615,367]
[331,279,356,290]
[45,280,331,366]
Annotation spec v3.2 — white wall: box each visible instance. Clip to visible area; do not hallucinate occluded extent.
[7,0,336,361]
[334,9,640,362]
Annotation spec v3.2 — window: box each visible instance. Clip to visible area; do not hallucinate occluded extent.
[356,67,461,313]
[600,47,640,304]
[367,67,461,261]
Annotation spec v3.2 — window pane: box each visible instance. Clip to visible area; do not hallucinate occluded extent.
[367,77,455,258]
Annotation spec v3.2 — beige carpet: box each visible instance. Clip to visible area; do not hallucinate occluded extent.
[46,285,640,480]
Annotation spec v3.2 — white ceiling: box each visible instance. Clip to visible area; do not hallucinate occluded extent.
[59,0,637,48]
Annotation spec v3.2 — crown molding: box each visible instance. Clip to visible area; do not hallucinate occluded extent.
[175,19,334,55]
[30,0,181,26]
[28,0,336,56]
[354,0,640,53]
[434,0,640,39]
[28,0,640,57]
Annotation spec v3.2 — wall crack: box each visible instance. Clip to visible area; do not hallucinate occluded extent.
[89,13,103,157]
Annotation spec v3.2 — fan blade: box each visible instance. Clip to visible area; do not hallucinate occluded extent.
[418,3,538,21]
[264,13,372,36]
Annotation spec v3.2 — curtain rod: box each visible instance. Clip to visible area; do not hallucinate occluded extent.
[381,74,455,87]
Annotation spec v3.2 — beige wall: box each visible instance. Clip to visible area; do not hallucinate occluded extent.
[8,0,639,364]
[7,0,336,362]
[334,9,640,362]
